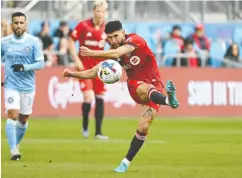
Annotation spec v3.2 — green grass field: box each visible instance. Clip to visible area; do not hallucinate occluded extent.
[1,117,242,178]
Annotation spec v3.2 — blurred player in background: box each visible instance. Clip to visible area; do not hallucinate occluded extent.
[63,20,179,172]
[68,0,108,139]
[1,12,45,160]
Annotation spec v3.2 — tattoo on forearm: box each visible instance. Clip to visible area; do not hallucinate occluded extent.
[142,107,153,117]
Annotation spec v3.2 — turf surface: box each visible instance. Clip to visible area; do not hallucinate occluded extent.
[2,117,242,178]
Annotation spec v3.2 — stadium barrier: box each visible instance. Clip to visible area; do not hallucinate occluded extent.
[1,67,242,117]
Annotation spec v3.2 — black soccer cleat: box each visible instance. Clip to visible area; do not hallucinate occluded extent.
[11,154,21,161]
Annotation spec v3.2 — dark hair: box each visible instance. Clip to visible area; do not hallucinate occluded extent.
[172,25,181,31]
[225,42,240,57]
[41,21,50,29]
[184,39,193,46]
[60,21,68,27]
[12,12,26,22]
[105,20,123,34]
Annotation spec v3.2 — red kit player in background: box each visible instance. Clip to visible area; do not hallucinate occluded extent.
[64,20,179,172]
[68,0,108,139]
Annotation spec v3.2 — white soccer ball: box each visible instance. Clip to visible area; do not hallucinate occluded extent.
[97,59,122,84]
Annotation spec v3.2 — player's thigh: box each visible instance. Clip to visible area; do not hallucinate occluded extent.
[19,91,35,115]
[92,77,106,98]
[136,82,155,102]
[79,79,95,103]
[127,80,150,104]
[138,105,157,133]
[4,88,21,118]
[137,82,164,102]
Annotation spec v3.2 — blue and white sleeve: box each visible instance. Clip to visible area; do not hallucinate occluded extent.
[33,38,44,61]
[1,40,5,63]
[23,38,45,71]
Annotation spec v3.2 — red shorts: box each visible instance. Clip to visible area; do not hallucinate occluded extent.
[78,60,106,95]
[79,77,105,95]
[127,79,164,111]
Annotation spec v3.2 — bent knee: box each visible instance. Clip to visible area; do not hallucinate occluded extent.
[7,109,19,119]
[137,83,155,101]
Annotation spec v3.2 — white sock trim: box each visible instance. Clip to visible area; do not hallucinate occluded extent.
[165,97,169,105]
[122,158,130,167]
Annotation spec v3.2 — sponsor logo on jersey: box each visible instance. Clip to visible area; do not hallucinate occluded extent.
[123,64,131,70]
[84,40,105,48]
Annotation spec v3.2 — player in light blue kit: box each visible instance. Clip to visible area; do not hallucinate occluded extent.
[1,12,45,160]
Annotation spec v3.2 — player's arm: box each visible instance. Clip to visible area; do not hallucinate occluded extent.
[1,40,5,86]
[63,63,101,79]
[1,39,5,65]
[24,38,45,71]
[68,23,85,70]
[68,37,84,70]
[80,44,135,60]
[11,38,45,72]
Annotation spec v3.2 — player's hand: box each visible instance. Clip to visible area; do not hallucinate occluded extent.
[80,46,93,57]
[62,68,72,77]
[11,64,24,72]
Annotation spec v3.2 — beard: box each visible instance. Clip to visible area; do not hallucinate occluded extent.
[14,28,25,37]
[110,44,120,49]
[110,41,125,49]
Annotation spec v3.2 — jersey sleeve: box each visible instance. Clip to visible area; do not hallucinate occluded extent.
[125,35,145,48]
[33,38,44,61]
[70,22,84,41]
[1,39,5,63]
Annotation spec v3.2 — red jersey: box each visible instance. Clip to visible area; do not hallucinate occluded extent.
[70,18,106,68]
[119,34,162,84]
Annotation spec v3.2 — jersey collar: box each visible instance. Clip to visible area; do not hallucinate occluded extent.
[11,32,27,43]
[91,18,105,29]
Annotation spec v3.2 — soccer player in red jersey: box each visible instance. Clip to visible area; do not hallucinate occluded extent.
[64,20,179,172]
[68,0,108,139]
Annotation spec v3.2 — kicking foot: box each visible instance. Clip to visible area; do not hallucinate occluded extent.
[114,162,128,172]
[95,134,109,140]
[10,148,21,161]
[166,80,179,109]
